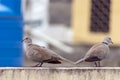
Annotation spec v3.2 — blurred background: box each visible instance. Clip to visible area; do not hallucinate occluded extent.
[0,0,120,67]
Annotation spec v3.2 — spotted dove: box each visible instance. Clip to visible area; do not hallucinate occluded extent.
[75,37,113,67]
[23,37,74,67]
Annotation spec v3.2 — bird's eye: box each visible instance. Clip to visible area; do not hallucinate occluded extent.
[25,38,29,40]
[109,38,111,40]
[42,46,45,48]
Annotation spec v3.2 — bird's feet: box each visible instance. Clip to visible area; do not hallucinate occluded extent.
[31,62,43,67]
[31,64,41,67]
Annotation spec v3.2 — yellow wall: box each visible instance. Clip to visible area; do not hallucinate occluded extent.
[72,0,120,45]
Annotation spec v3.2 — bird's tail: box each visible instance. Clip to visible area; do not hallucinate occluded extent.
[75,58,85,64]
[58,55,75,64]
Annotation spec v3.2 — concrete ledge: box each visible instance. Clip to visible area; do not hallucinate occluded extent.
[0,67,120,80]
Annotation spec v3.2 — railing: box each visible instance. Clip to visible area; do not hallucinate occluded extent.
[0,67,120,80]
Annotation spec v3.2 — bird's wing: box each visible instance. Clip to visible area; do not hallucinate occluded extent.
[29,44,74,64]
[26,44,51,62]
[75,48,105,64]
[85,43,109,59]
[40,46,74,64]
[75,43,109,64]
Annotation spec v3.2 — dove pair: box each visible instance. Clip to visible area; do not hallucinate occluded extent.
[23,36,113,67]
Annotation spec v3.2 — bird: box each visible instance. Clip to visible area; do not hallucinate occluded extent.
[23,36,74,67]
[75,36,113,67]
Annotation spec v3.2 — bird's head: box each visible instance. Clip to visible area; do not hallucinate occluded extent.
[22,37,32,44]
[102,36,113,45]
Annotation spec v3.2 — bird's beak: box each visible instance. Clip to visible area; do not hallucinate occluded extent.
[111,41,113,44]
[22,39,25,42]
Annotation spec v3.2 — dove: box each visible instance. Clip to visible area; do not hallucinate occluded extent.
[75,37,113,67]
[23,36,74,67]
